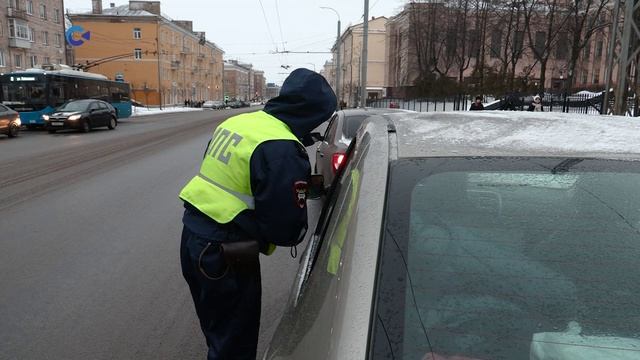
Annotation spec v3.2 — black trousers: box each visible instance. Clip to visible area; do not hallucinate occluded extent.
[180,225,262,360]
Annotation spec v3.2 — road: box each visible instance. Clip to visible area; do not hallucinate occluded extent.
[0,108,321,359]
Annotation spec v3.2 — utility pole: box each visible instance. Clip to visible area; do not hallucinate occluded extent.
[608,0,640,115]
[602,0,621,114]
[321,6,342,109]
[360,0,369,108]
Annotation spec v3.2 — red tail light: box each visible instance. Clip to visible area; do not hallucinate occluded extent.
[332,152,346,174]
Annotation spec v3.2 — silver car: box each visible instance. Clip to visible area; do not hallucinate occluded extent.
[315,108,411,188]
[265,111,640,359]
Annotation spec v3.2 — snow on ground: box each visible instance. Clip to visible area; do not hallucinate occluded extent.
[398,111,640,155]
[131,106,202,117]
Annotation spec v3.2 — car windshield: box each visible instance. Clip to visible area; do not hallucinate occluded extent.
[57,101,91,112]
[372,157,640,360]
[342,115,369,140]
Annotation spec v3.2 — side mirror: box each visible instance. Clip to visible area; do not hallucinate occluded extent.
[310,132,324,142]
[308,175,325,200]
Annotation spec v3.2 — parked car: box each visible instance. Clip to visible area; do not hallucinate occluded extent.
[315,108,411,188]
[0,104,21,138]
[264,111,640,360]
[44,99,117,133]
[203,100,225,110]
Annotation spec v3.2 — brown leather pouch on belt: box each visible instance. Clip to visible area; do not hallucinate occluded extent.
[220,240,259,272]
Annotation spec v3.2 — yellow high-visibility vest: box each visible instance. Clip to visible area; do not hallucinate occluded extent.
[179,110,301,225]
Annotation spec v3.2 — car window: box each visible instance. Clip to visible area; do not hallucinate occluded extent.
[342,115,369,141]
[371,158,640,360]
[88,102,100,111]
[322,113,339,144]
[57,101,91,112]
[0,104,8,112]
[98,102,108,110]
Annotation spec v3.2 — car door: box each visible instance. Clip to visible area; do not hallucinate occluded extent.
[0,104,11,132]
[97,102,110,126]
[86,102,100,127]
[316,113,339,183]
[266,134,376,359]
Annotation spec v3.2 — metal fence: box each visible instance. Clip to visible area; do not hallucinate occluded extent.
[368,92,635,116]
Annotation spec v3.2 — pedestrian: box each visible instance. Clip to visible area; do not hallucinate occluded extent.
[178,68,336,360]
[528,95,544,112]
[469,95,484,111]
[184,99,188,107]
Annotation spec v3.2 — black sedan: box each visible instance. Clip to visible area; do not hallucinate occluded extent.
[44,99,117,133]
[0,103,21,138]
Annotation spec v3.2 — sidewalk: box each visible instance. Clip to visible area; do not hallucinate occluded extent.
[131,106,203,117]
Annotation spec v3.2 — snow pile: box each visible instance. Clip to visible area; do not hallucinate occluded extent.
[398,111,640,155]
[132,106,202,117]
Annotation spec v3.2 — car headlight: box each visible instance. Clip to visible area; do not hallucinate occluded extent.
[68,114,81,121]
[42,115,49,121]
[14,117,21,126]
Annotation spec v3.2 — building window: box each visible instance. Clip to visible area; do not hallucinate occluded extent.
[490,31,502,59]
[9,19,30,40]
[54,8,60,24]
[0,50,5,67]
[134,48,143,60]
[14,54,22,68]
[29,28,35,42]
[534,31,546,55]
[44,56,50,64]
[583,42,591,58]
[39,4,47,20]
[556,32,568,60]
[595,40,604,59]
[57,58,63,65]
[26,0,34,15]
[42,31,48,45]
[581,70,588,84]
[55,33,61,47]
[0,21,3,37]
[514,31,525,58]
[29,55,37,68]
[593,70,600,84]
[133,27,141,39]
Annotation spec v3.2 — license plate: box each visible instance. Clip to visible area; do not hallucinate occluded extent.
[51,122,64,126]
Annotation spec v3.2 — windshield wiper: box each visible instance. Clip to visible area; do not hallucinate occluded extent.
[551,158,584,174]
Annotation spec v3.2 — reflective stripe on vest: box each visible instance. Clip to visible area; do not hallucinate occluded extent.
[179,110,301,224]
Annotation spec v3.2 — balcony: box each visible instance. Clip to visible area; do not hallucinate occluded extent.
[170,60,180,69]
[7,7,27,20]
[9,38,31,49]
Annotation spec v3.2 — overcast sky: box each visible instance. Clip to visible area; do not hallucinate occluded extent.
[64,0,406,85]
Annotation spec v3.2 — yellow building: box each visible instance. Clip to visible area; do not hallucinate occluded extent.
[69,1,224,106]
[333,16,388,107]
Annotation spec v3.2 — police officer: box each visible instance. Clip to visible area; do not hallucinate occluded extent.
[179,68,337,360]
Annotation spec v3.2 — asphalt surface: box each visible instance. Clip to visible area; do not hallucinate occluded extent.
[0,108,322,360]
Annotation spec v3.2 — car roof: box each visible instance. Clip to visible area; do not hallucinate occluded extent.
[376,111,640,160]
[339,107,413,117]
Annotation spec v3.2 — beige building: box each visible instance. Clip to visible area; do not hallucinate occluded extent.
[0,0,67,72]
[332,16,388,107]
[224,60,250,101]
[69,1,224,106]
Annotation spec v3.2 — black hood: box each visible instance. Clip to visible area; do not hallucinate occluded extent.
[264,68,337,138]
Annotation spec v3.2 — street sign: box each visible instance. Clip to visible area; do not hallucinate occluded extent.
[224,95,230,101]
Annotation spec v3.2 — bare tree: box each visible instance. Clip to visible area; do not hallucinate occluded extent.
[523,0,570,94]
[564,0,611,90]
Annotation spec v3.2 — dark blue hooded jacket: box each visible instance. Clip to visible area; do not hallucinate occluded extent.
[183,69,337,249]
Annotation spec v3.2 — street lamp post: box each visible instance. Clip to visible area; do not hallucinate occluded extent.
[320,6,341,109]
[360,0,369,108]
